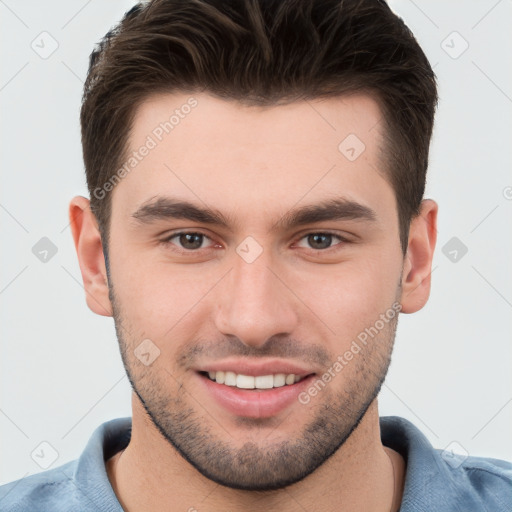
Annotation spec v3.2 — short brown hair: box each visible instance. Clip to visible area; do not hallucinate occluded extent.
[81,0,437,255]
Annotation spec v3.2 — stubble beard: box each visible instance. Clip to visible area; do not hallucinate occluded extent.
[109,285,399,491]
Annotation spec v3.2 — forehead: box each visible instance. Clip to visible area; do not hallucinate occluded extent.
[111,91,396,230]
[130,91,384,153]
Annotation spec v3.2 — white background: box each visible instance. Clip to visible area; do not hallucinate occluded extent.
[1,0,511,486]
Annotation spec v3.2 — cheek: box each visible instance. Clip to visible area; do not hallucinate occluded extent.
[300,253,401,338]
[110,251,224,339]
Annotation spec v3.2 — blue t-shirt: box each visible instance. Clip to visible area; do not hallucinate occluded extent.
[1,416,511,511]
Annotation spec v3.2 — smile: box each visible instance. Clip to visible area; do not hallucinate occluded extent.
[203,370,305,389]
[197,370,316,418]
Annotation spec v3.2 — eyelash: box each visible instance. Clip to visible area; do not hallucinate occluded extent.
[160,230,350,254]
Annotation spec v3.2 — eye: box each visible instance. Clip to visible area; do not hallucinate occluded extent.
[160,230,349,255]
[161,231,216,251]
[295,232,348,251]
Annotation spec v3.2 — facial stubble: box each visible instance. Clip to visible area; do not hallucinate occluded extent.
[109,283,400,491]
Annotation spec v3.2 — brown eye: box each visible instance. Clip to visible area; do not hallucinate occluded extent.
[177,233,204,250]
[307,233,334,250]
[162,231,214,251]
[296,232,347,251]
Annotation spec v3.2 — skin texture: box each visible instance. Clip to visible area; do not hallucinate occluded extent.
[70,92,437,511]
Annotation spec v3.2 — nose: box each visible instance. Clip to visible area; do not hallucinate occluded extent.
[213,246,299,349]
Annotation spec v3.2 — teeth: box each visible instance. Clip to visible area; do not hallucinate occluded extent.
[273,373,286,387]
[235,374,254,389]
[285,374,295,385]
[255,375,273,389]
[206,371,305,389]
[224,371,237,386]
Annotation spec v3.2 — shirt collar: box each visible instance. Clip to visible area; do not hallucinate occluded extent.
[72,415,464,511]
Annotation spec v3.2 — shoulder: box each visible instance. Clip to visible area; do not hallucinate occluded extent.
[380,416,512,511]
[0,417,130,512]
[0,460,81,512]
[447,452,512,509]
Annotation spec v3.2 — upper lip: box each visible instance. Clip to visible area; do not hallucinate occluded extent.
[195,359,317,377]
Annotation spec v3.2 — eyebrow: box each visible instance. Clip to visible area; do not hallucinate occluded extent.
[131,195,378,231]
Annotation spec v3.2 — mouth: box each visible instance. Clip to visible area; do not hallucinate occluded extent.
[196,370,316,418]
[199,370,311,390]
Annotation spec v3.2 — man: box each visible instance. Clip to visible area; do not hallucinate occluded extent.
[1,0,510,510]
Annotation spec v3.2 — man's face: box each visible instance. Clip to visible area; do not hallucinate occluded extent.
[107,92,404,490]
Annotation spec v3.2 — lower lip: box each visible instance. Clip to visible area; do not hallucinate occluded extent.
[197,372,315,419]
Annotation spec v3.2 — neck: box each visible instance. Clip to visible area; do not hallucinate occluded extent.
[107,394,404,512]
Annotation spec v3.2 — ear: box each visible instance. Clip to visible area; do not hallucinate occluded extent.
[69,196,113,317]
[399,199,438,314]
